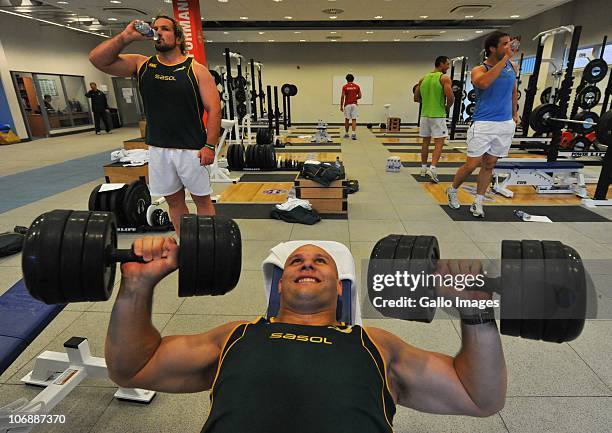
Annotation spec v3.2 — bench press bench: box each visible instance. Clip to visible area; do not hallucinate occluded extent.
[492,159,587,198]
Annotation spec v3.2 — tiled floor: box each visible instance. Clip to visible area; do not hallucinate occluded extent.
[0,126,611,432]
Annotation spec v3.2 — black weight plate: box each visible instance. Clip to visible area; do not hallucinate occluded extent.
[597,110,612,146]
[81,212,116,302]
[540,87,554,104]
[466,103,476,116]
[391,235,419,321]
[529,103,560,134]
[570,136,591,152]
[451,80,462,94]
[88,185,102,211]
[97,190,108,212]
[178,214,198,297]
[269,146,276,170]
[519,240,544,340]
[22,213,48,303]
[576,85,601,110]
[22,210,71,304]
[236,144,245,170]
[500,240,522,337]
[409,236,439,323]
[60,211,90,303]
[289,84,298,96]
[256,129,272,145]
[281,84,293,97]
[573,111,600,134]
[561,244,586,342]
[233,76,247,88]
[197,216,215,296]
[236,103,247,118]
[109,186,128,227]
[467,89,477,102]
[210,70,222,86]
[256,145,266,169]
[367,235,402,320]
[122,180,151,228]
[212,217,242,295]
[541,241,570,343]
[245,145,253,168]
[226,144,235,169]
[583,58,608,84]
[517,89,522,100]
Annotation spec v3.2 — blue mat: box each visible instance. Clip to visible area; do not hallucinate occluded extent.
[0,151,111,213]
[0,280,65,375]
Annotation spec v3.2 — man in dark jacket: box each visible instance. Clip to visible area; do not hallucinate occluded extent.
[85,82,112,134]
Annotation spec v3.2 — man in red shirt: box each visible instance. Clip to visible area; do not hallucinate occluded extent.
[340,74,362,140]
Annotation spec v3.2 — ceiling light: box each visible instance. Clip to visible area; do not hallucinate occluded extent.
[109,0,122,3]
[393,39,400,42]
[284,16,293,19]
[465,15,474,18]
[457,38,465,41]
[163,0,171,3]
[240,16,249,20]
[273,0,283,2]
[331,39,337,42]
[299,39,306,42]
[107,17,117,21]
[218,0,228,2]
[362,39,369,42]
[206,39,213,42]
[258,31,265,34]
[403,30,410,33]
[294,31,301,34]
[223,31,229,34]
[330,31,337,34]
[439,30,446,33]
[366,31,374,34]
[237,39,244,42]
[374,15,383,19]
[268,39,275,42]
[57,1,69,4]
[420,15,428,19]
[329,16,337,19]
[475,30,484,33]
[510,15,520,18]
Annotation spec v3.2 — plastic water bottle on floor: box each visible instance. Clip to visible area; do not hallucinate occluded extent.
[514,210,531,221]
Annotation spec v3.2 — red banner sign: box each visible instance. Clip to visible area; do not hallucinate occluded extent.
[172,0,207,66]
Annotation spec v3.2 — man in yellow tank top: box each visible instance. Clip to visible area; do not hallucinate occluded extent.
[414,56,455,182]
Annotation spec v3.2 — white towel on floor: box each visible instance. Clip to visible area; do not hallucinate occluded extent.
[275,198,312,211]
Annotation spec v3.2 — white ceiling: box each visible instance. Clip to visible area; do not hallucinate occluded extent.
[0,0,573,42]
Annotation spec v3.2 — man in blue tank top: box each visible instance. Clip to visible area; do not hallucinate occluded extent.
[105,239,507,432]
[447,32,519,218]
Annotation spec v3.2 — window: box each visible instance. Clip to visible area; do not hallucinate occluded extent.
[520,56,536,75]
[564,43,612,69]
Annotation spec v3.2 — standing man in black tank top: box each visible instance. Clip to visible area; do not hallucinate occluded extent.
[89,16,221,235]
[105,238,508,432]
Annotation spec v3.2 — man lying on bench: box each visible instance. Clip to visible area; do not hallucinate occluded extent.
[106,238,507,432]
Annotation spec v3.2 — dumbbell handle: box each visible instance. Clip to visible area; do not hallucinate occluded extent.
[549,117,597,126]
[107,248,147,264]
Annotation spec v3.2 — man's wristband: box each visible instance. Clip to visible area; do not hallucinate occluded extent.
[461,308,496,326]
[204,144,216,151]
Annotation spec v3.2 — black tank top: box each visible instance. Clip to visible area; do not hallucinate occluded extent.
[201,317,396,433]
[137,55,207,150]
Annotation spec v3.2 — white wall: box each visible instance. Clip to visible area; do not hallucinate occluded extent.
[205,41,481,124]
[0,13,153,138]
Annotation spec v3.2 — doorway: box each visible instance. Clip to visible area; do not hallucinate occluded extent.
[112,77,142,126]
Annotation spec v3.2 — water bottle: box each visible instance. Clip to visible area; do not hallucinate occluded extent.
[514,210,530,221]
[134,21,159,41]
[334,156,341,169]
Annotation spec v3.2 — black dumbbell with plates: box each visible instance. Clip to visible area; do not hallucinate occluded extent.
[368,235,588,343]
[530,104,612,145]
[21,210,242,305]
[89,180,151,228]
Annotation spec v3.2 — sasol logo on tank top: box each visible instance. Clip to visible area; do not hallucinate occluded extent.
[154,74,177,81]
[269,332,333,345]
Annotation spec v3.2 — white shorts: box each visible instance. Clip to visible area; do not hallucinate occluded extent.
[344,104,359,120]
[419,117,448,138]
[466,120,516,158]
[148,146,213,197]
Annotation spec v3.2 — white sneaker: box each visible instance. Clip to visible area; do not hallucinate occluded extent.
[351,133,357,140]
[426,168,439,183]
[343,133,350,138]
[420,167,427,177]
[447,188,460,209]
[470,201,485,218]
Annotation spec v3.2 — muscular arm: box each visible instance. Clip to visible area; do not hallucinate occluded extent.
[511,62,519,122]
[88,21,148,77]
[105,275,243,392]
[367,322,506,417]
[471,57,511,90]
[194,62,222,146]
[441,75,455,109]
